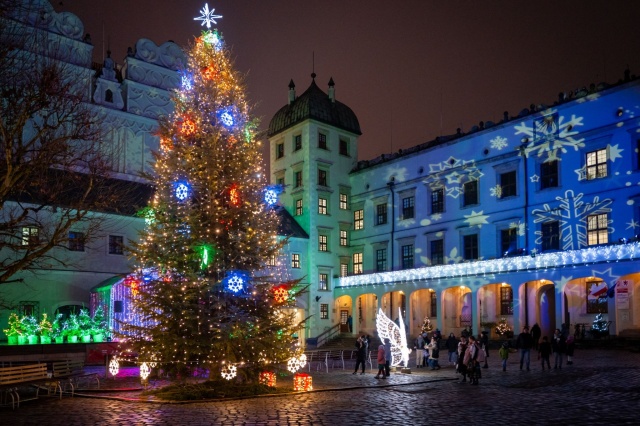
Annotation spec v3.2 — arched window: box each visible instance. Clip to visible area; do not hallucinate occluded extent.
[105,89,113,103]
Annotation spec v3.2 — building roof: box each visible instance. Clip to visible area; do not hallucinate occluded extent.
[275,206,309,239]
[268,78,361,137]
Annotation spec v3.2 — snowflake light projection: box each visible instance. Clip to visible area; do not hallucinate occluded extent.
[424,157,484,200]
[464,210,490,227]
[219,109,235,127]
[181,74,193,91]
[489,185,502,198]
[514,110,585,161]
[221,364,237,380]
[376,308,410,367]
[194,3,222,29]
[532,189,613,250]
[490,136,509,150]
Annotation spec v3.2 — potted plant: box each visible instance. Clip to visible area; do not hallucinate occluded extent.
[64,313,80,343]
[91,306,108,343]
[51,313,65,343]
[39,313,53,344]
[78,308,93,343]
[21,315,40,344]
[3,313,23,345]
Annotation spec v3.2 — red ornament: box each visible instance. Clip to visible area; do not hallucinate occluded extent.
[229,184,241,207]
[202,65,218,81]
[180,117,196,136]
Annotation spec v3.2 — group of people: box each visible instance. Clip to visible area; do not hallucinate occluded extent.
[512,324,576,371]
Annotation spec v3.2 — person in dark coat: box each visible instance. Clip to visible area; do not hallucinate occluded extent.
[538,336,552,370]
[445,333,458,365]
[551,328,566,369]
[530,323,541,350]
[353,335,367,374]
[516,326,534,371]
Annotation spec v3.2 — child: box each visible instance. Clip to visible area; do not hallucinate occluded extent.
[375,344,386,379]
[498,342,509,372]
[538,336,552,370]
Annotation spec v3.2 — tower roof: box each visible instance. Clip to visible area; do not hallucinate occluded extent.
[268,78,361,136]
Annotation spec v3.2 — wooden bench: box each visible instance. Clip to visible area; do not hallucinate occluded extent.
[0,363,50,409]
[51,360,100,396]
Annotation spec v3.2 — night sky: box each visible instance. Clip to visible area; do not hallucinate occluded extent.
[55,0,640,162]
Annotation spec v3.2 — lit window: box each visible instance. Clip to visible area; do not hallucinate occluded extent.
[339,193,348,210]
[353,252,363,274]
[319,273,328,291]
[586,148,607,180]
[340,230,348,246]
[587,213,608,245]
[295,199,303,216]
[318,198,328,215]
[500,286,513,315]
[320,303,329,319]
[319,235,328,252]
[354,209,364,230]
[291,253,300,269]
[340,263,348,277]
[21,226,39,246]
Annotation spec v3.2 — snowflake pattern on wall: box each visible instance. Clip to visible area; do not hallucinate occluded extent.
[424,157,484,199]
[464,210,490,228]
[490,136,508,150]
[489,185,502,198]
[514,110,585,161]
[532,190,614,250]
[510,221,526,236]
[384,166,409,183]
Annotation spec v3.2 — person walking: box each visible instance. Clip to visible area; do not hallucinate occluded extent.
[445,332,458,366]
[353,335,367,375]
[531,323,541,350]
[566,334,575,365]
[384,338,392,377]
[375,343,386,379]
[457,336,469,383]
[347,315,353,333]
[480,331,490,368]
[552,328,566,369]
[415,333,425,368]
[498,341,509,372]
[516,325,534,371]
[427,336,441,370]
[538,336,552,370]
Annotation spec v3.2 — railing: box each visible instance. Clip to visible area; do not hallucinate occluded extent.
[316,323,341,348]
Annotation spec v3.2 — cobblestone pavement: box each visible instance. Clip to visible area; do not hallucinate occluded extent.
[2,347,639,425]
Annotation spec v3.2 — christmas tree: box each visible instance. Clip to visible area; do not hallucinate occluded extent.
[121,9,304,382]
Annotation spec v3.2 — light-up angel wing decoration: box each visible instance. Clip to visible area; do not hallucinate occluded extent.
[376,308,411,367]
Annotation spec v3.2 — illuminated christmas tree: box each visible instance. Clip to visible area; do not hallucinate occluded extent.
[122,8,303,381]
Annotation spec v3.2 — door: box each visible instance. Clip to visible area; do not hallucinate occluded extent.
[340,310,350,333]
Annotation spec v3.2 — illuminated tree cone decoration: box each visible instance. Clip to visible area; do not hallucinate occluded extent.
[122,13,304,383]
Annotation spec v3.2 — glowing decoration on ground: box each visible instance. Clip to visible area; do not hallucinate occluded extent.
[421,317,433,333]
[287,353,307,373]
[109,357,119,377]
[140,362,151,381]
[194,3,222,29]
[175,182,190,201]
[221,364,237,380]
[273,286,289,304]
[376,308,410,367]
[264,188,278,206]
[259,371,276,387]
[220,110,234,127]
[181,117,196,136]
[224,272,247,293]
[293,373,313,391]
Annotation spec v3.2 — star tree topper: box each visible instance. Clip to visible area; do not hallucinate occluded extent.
[194,3,222,29]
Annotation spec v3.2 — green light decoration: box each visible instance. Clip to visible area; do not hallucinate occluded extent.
[195,244,215,269]
[136,207,156,225]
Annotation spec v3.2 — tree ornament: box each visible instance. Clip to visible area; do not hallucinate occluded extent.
[174,181,191,201]
[264,188,278,206]
[180,117,196,136]
[202,65,218,81]
[194,3,222,29]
